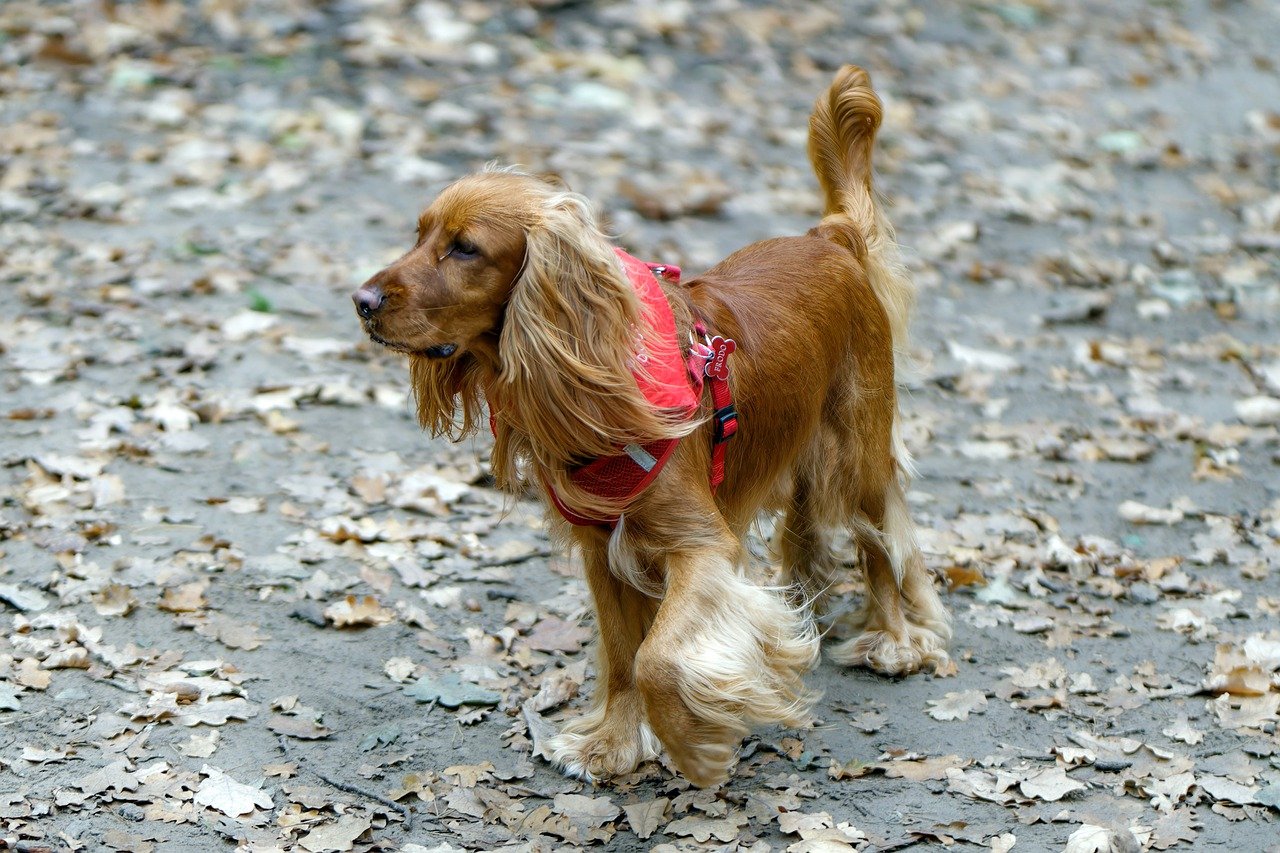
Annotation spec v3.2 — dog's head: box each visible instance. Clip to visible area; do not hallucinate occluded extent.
[353,169,681,469]
[353,169,542,363]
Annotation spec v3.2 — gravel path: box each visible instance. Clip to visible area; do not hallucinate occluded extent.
[1,1,1278,851]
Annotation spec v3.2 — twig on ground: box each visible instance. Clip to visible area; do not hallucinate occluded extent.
[475,548,555,569]
[275,734,416,831]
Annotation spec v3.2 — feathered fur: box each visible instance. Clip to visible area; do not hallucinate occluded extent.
[492,189,698,518]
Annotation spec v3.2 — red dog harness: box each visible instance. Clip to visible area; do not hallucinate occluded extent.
[507,248,737,528]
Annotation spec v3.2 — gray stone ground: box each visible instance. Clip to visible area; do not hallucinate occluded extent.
[2,1,1279,851]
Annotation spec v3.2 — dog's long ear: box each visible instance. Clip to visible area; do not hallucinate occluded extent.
[410,352,483,440]
[498,193,685,470]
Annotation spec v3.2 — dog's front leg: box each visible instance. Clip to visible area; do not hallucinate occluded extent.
[547,543,661,782]
[635,533,820,788]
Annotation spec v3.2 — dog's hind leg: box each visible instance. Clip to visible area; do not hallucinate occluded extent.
[547,543,661,781]
[828,473,951,674]
[775,474,841,615]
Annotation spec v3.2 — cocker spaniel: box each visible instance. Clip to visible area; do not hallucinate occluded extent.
[354,66,950,788]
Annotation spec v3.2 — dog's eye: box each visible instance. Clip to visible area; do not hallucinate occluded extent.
[450,237,480,259]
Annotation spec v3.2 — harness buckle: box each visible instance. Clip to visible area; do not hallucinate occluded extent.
[712,404,738,444]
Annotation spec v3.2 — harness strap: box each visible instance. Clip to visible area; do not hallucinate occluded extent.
[488,255,737,528]
[695,321,738,494]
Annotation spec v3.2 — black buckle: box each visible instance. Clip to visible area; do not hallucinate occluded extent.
[712,404,737,444]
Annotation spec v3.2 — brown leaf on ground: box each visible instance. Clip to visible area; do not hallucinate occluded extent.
[778,810,832,835]
[15,658,51,690]
[182,613,269,650]
[193,765,273,817]
[553,792,622,844]
[1019,767,1087,802]
[521,700,557,761]
[1150,809,1199,850]
[298,813,373,852]
[1161,717,1204,745]
[102,830,156,853]
[324,594,394,627]
[178,730,219,758]
[523,616,591,653]
[268,714,333,740]
[945,565,987,588]
[623,797,669,840]
[158,580,209,613]
[443,761,495,788]
[926,690,988,721]
[665,811,748,843]
[847,709,887,733]
[92,583,137,617]
[877,754,971,781]
[383,656,416,683]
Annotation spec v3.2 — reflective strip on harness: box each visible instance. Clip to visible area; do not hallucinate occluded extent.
[623,443,658,472]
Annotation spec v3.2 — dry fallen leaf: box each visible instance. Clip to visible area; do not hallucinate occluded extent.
[75,760,140,797]
[175,698,259,727]
[1063,824,1141,853]
[185,614,269,650]
[324,594,394,627]
[991,832,1017,853]
[522,700,557,761]
[523,616,591,653]
[945,565,987,588]
[15,658,51,691]
[92,583,137,617]
[778,810,832,835]
[1198,774,1260,805]
[1210,692,1280,730]
[101,830,156,853]
[158,580,209,613]
[1161,717,1204,745]
[622,798,669,840]
[1150,809,1199,850]
[553,792,621,844]
[1019,766,1086,802]
[383,657,416,683]
[0,583,50,613]
[404,672,500,708]
[269,714,333,740]
[848,709,887,733]
[876,754,970,781]
[192,765,273,817]
[178,730,219,758]
[665,812,748,844]
[1118,500,1184,525]
[298,813,374,852]
[926,690,988,721]
[442,762,495,789]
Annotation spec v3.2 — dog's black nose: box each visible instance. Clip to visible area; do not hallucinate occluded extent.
[353,287,384,318]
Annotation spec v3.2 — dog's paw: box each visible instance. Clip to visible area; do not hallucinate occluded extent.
[828,624,950,676]
[663,737,737,789]
[546,706,659,783]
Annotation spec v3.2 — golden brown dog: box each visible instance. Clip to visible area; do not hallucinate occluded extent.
[354,66,950,787]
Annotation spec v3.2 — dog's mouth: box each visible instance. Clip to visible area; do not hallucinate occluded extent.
[365,329,457,359]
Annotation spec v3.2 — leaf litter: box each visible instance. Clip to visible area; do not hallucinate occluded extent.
[1,0,1278,850]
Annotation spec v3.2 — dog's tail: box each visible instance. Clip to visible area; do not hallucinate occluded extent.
[809,64,916,476]
[807,65,913,364]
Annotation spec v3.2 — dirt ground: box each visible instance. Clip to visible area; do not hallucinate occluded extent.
[2,1,1279,851]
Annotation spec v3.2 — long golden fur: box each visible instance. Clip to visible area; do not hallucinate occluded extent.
[355,66,951,788]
